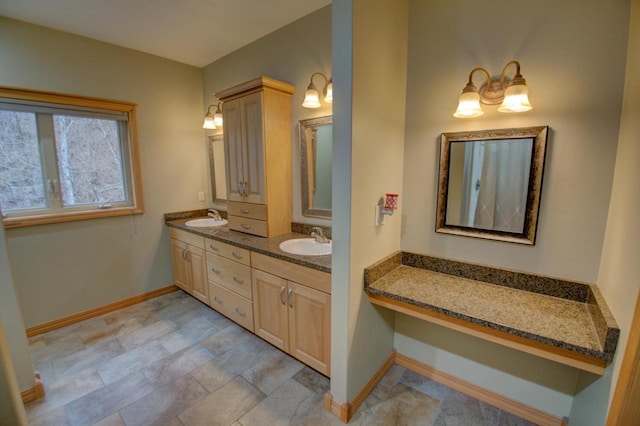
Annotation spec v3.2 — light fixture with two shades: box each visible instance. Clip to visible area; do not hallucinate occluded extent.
[453,60,532,118]
[302,72,333,108]
[202,102,223,129]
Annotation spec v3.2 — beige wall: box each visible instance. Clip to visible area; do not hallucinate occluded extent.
[570,0,640,424]
[0,17,207,327]
[201,6,333,226]
[396,0,630,418]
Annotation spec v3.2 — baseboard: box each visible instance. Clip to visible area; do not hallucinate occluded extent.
[25,285,179,337]
[21,374,45,404]
[395,353,568,426]
[323,349,396,423]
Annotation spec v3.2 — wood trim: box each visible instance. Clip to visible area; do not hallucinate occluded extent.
[4,207,144,229]
[215,76,295,100]
[369,293,607,375]
[25,285,179,337]
[607,290,640,426]
[396,353,568,426]
[323,350,396,423]
[20,374,45,404]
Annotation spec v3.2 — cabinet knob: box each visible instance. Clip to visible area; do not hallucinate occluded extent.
[211,268,221,274]
[240,208,250,214]
[288,288,293,308]
[209,245,220,251]
[280,286,285,305]
[232,252,243,259]
[240,224,251,230]
[233,276,244,284]
[234,308,246,317]
[213,296,223,304]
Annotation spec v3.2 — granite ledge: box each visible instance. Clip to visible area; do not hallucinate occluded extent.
[165,215,330,273]
[365,251,619,367]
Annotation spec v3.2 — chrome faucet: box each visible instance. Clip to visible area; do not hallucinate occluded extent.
[208,209,222,221]
[311,227,330,244]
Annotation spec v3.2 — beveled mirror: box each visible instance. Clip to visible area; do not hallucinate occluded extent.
[436,126,548,245]
[300,116,332,218]
[208,134,227,204]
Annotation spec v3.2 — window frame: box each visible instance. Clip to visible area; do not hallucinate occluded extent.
[0,86,145,228]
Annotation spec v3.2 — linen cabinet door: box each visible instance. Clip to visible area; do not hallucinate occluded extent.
[252,269,289,351]
[239,91,265,204]
[287,281,331,376]
[223,97,245,202]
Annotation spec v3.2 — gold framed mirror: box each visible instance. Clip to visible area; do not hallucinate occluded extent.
[300,115,332,219]
[436,126,548,245]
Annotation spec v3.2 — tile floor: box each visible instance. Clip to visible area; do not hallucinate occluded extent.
[25,290,537,425]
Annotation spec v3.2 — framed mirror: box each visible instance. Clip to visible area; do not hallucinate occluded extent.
[435,126,548,245]
[300,116,332,218]
[208,134,227,204]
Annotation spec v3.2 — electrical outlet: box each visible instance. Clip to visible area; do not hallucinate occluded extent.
[198,191,205,202]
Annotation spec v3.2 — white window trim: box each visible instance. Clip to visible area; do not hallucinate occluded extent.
[0,86,145,228]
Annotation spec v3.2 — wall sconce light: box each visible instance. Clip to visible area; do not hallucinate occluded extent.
[375,193,399,226]
[453,60,532,118]
[202,102,223,129]
[302,72,333,108]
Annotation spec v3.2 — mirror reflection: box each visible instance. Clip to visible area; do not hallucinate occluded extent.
[208,134,227,204]
[436,126,548,245]
[300,116,332,218]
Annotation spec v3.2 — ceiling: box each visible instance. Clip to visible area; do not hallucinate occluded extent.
[0,0,331,68]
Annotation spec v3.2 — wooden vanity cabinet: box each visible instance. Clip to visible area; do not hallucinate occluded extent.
[216,77,294,237]
[169,228,208,304]
[251,252,331,376]
[205,237,254,331]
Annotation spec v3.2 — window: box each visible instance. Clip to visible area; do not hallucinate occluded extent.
[0,87,144,227]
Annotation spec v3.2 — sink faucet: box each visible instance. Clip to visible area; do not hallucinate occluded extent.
[311,227,330,244]
[208,209,222,221]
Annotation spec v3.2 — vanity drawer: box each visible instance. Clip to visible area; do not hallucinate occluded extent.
[208,281,254,332]
[228,201,267,221]
[207,253,253,299]
[205,238,251,265]
[251,251,331,294]
[170,227,205,249]
[228,216,268,237]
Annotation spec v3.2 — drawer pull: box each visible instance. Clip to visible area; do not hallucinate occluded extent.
[279,286,285,305]
[233,276,244,284]
[240,224,251,230]
[232,252,243,259]
[235,308,247,317]
[211,267,221,274]
[213,296,223,304]
[209,244,220,251]
[288,288,293,308]
[240,208,250,214]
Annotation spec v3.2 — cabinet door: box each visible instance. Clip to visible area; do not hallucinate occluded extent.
[287,282,331,376]
[187,245,208,304]
[240,91,265,204]
[223,97,245,202]
[170,239,192,293]
[252,269,288,351]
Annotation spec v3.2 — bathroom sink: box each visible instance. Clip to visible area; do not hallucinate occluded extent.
[279,238,332,256]
[184,218,228,227]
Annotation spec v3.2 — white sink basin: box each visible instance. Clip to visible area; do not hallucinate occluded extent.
[279,238,332,256]
[184,218,228,228]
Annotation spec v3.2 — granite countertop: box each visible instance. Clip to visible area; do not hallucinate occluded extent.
[365,252,619,368]
[166,216,331,273]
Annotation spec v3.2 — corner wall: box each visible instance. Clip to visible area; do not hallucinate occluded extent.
[0,17,207,327]
[397,0,630,418]
[570,0,640,423]
[330,0,409,403]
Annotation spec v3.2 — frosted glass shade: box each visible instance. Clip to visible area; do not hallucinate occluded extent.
[498,83,532,113]
[302,88,321,108]
[202,113,216,129]
[324,82,333,103]
[453,91,483,118]
[213,111,223,127]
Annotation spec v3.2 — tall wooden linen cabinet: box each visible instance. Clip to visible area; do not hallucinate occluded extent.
[216,77,295,237]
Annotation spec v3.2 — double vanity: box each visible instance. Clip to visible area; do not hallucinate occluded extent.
[165,210,332,376]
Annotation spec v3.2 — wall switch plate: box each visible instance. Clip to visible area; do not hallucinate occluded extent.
[198,191,205,202]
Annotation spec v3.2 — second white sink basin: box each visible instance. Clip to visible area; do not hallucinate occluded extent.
[185,218,228,227]
[279,238,332,256]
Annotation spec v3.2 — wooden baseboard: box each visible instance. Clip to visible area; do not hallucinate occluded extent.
[21,374,45,404]
[324,350,397,423]
[395,353,568,426]
[25,285,179,337]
